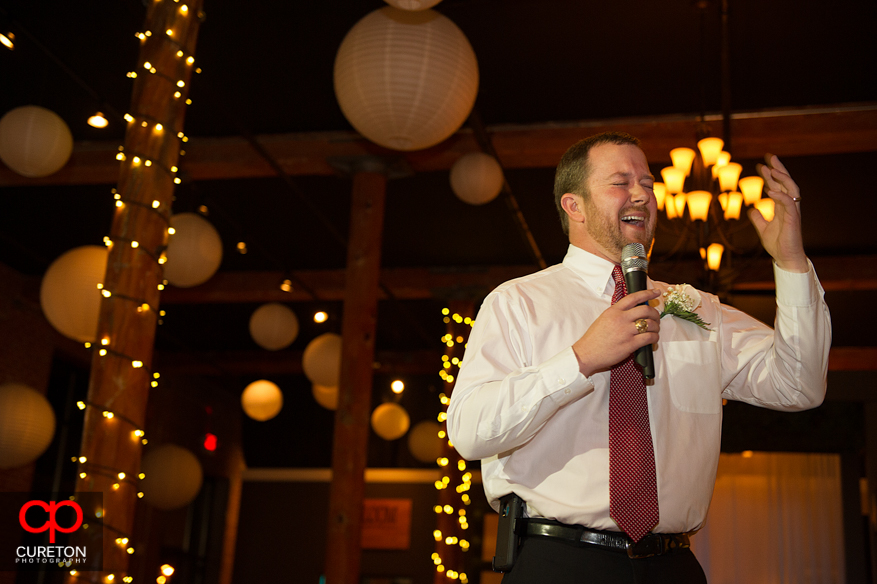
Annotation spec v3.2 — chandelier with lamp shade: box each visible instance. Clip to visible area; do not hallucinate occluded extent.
[651,132,777,291]
[645,0,783,293]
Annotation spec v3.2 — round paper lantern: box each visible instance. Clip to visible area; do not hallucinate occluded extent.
[312,384,339,411]
[249,303,299,350]
[241,379,284,421]
[0,383,56,469]
[450,152,504,205]
[407,420,442,463]
[302,333,342,387]
[40,245,108,343]
[371,403,410,441]
[0,105,73,177]
[383,0,443,10]
[163,213,223,288]
[333,7,479,151]
[140,444,203,510]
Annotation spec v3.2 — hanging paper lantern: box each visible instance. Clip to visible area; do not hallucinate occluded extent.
[249,303,299,350]
[0,383,56,469]
[0,105,73,178]
[241,379,284,421]
[312,384,339,411]
[163,213,223,288]
[450,152,504,205]
[40,245,108,343]
[302,333,342,387]
[383,0,443,10]
[140,444,203,510]
[371,403,411,440]
[333,7,479,151]
[407,420,442,463]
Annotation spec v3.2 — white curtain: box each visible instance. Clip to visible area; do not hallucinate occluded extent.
[691,452,845,584]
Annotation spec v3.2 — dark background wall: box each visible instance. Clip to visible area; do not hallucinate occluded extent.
[234,477,493,584]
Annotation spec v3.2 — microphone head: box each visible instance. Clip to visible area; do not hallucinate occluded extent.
[621,243,648,274]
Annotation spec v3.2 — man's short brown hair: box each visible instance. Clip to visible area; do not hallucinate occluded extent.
[553,131,642,235]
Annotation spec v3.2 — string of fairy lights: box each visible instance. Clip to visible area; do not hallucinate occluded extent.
[59,1,204,582]
[430,307,474,582]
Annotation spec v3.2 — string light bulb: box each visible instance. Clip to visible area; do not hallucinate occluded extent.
[88,112,109,128]
[1,31,15,50]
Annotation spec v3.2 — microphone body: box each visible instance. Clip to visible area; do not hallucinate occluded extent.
[621,243,655,380]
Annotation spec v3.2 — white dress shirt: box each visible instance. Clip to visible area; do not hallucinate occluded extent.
[447,244,831,534]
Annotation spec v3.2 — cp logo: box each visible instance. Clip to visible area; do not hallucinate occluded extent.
[19,500,83,543]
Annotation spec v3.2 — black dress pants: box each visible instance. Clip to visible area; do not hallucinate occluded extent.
[501,535,708,584]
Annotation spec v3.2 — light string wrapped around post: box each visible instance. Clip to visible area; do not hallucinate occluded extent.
[67,1,205,582]
[431,305,474,583]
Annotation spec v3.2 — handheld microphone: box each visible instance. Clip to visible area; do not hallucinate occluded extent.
[621,243,655,380]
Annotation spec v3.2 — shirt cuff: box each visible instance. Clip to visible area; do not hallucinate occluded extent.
[774,259,820,307]
[540,346,591,402]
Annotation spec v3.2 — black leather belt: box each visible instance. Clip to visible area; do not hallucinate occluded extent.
[523,519,690,559]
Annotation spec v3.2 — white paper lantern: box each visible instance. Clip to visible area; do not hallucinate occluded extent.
[249,303,299,350]
[302,333,343,387]
[0,105,73,178]
[450,152,504,205]
[0,383,56,469]
[371,403,410,440]
[241,379,284,421]
[40,245,108,343]
[163,213,223,288]
[334,7,479,151]
[383,0,443,10]
[407,420,442,463]
[140,444,203,510]
[312,384,339,411]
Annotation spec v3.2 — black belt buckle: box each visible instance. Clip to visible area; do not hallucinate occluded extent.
[626,533,662,559]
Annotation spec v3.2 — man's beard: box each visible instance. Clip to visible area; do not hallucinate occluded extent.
[583,201,655,261]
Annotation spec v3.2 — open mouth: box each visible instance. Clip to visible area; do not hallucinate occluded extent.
[620,214,646,228]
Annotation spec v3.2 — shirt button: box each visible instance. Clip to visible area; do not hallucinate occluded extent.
[558,378,565,384]
[521,406,528,412]
[565,388,571,394]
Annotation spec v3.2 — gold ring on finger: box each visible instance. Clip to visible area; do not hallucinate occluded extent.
[634,319,649,334]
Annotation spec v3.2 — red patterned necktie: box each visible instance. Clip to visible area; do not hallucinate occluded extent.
[609,265,659,543]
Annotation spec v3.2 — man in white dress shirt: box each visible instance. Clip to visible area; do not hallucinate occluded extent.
[446,132,831,583]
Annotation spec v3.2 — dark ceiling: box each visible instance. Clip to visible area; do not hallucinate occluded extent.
[0,0,875,469]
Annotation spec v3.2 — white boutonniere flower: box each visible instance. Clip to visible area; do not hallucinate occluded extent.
[659,284,712,330]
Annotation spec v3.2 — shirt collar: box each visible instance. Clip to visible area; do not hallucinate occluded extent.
[561,244,619,297]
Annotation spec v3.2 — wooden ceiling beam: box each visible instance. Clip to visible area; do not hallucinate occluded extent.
[153,348,444,377]
[154,346,877,376]
[158,255,877,305]
[2,104,874,187]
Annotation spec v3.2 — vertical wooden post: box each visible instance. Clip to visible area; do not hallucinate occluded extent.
[865,404,877,584]
[434,300,474,583]
[68,1,203,582]
[325,167,387,583]
[218,447,246,584]
[840,452,867,584]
